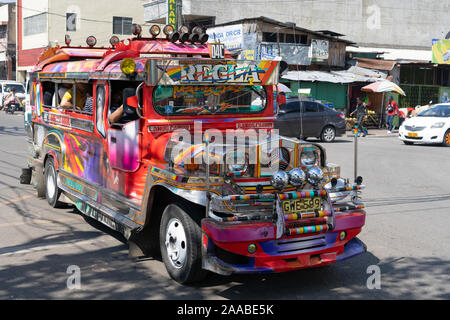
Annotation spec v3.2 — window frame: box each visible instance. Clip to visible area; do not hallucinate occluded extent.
[112,16,133,35]
[24,13,47,36]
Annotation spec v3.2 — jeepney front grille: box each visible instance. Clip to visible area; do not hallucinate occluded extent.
[276,234,327,254]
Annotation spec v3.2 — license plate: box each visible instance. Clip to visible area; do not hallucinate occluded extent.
[282,197,321,214]
[407,132,418,138]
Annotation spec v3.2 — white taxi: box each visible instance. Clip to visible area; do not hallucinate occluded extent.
[399,103,450,146]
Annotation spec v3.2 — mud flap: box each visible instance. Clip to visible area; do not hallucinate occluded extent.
[20,167,32,184]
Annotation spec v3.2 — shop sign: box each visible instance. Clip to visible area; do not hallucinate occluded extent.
[311,39,329,62]
[432,39,450,65]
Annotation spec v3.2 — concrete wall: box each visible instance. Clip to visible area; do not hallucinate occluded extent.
[48,0,147,48]
[22,0,49,50]
[145,0,450,50]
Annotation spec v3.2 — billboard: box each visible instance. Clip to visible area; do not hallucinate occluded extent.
[432,39,450,64]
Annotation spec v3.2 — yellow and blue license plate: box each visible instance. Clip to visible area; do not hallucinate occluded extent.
[282,197,321,214]
[407,132,418,138]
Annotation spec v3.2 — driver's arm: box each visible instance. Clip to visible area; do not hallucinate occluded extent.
[108,105,123,124]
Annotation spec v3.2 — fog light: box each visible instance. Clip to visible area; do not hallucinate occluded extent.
[270,170,289,189]
[339,231,346,240]
[248,244,257,254]
[120,58,136,75]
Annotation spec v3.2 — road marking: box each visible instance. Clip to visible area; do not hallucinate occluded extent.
[0,195,33,208]
[0,216,83,228]
[0,237,111,257]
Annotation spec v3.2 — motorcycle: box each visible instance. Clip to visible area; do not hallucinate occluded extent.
[3,98,21,114]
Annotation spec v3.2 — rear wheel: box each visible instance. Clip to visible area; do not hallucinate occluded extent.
[321,126,336,142]
[159,203,207,284]
[44,158,61,208]
[443,130,450,147]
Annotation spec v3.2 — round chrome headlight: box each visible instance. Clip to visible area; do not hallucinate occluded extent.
[271,170,289,189]
[300,151,317,166]
[306,166,324,185]
[227,163,247,173]
[288,168,306,187]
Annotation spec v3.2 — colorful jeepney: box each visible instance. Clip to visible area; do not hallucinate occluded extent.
[23,25,367,283]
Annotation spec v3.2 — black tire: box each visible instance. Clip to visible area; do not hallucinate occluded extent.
[321,126,336,143]
[403,141,414,145]
[443,130,450,147]
[159,203,207,284]
[44,157,61,208]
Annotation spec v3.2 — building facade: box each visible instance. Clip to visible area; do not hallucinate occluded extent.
[144,0,450,50]
[16,0,147,82]
[0,3,16,80]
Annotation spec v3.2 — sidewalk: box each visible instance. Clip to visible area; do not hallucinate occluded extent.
[345,128,399,138]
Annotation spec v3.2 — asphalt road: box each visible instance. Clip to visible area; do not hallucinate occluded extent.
[0,112,449,300]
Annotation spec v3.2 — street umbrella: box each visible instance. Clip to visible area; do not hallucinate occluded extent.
[277,83,292,93]
[362,80,406,96]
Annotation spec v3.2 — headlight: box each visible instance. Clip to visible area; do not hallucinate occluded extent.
[306,166,324,185]
[288,168,306,187]
[431,122,445,128]
[227,163,247,173]
[226,152,248,175]
[300,151,317,166]
[271,170,289,189]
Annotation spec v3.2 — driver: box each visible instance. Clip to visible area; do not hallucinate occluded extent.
[108,89,139,124]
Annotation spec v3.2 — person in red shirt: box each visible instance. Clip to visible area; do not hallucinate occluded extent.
[385,95,399,133]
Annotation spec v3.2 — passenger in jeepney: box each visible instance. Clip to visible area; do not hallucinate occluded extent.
[60,83,89,111]
[58,83,72,102]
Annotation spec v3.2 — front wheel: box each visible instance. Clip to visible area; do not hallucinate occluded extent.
[44,158,61,208]
[159,203,207,284]
[321,126,336,142]
[443,130,450,147]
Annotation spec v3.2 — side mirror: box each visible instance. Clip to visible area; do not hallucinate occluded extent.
[123,88,138,116]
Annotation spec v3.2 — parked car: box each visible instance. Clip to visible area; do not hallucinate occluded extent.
[399,103,450,146]
[275,99,346,142]
[0,81,26,111]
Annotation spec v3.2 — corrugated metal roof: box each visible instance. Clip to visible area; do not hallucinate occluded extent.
[355,58,397,71]
[282,66,386,84]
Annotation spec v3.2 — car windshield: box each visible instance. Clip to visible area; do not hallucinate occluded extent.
[416,105,450,117]
[3,84,25,94]
[153,85,267,116]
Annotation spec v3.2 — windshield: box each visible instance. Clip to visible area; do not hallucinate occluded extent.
[153,85,267,116]
[417,105,450,117]
[3,84,25,94]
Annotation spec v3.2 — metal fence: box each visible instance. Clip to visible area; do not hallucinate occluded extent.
[399,84,440,108]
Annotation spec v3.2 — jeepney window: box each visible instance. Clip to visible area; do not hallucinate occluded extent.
[96,85,106,137]
[107,81,140,125]
[60,82,94,115]
[41,81,56,108]
[152,85,267,116]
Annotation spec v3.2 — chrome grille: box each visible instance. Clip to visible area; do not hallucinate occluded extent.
[405,125,426,131]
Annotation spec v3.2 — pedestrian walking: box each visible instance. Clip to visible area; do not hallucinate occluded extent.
[385,95,399,133]
[350,97,368,137]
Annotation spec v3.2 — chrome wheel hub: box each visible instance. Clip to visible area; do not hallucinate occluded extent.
[324,128,335,141]
[165,218,187,269]
[46,167,56,199]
